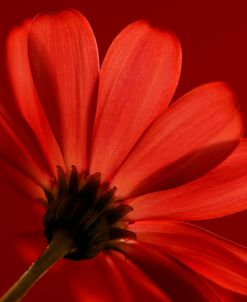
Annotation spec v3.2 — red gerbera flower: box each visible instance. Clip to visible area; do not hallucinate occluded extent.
[1,9,247,302]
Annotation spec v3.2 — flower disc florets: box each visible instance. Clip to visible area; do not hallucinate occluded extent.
[43,166,136,260]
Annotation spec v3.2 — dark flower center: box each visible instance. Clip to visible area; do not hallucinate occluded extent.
[43,166,136,260]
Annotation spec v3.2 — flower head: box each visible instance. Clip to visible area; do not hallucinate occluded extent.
[1,9,247,301]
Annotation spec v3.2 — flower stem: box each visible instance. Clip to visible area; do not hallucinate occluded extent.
[0,229,76,302]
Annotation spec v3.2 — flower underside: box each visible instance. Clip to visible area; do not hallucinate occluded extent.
[43,166,136,260]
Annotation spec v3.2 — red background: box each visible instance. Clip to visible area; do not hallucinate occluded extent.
[0,0,247,298]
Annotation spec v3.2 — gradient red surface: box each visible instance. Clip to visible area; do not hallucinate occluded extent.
[0,0,247,300]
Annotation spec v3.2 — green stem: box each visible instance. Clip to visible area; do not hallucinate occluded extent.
[0,229,76,302]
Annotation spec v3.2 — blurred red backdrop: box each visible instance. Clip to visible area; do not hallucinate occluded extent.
[0,0,247,281]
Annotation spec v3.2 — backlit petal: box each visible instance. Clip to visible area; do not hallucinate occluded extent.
[65,253,133,302]
[61,251,169,302]
[129,220,247,295]
[205,281,246,302]
[6,21,66,176]
[0,100,54,187]
[28,10,99,172]
[128,139,247,221]
[117,241,222,301]
[109,251,170,301]
[90,21,181,181]
[112,82,243,197]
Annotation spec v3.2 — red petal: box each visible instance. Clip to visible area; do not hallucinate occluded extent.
[28,10,99,172]
[205,281,246,302]
[58,251,169,302]
[90,21,181,182]
[109,250,170,301]
[128,139,247,221]
[0,159,44,199]
[111,82,243,197]
[64,253,133,302]
[116,241,222,301]
[129,220,247,295]
[0,101,54,186]
[6,21,66,176]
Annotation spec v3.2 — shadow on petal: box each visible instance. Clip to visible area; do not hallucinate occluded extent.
[130,140,239,197]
